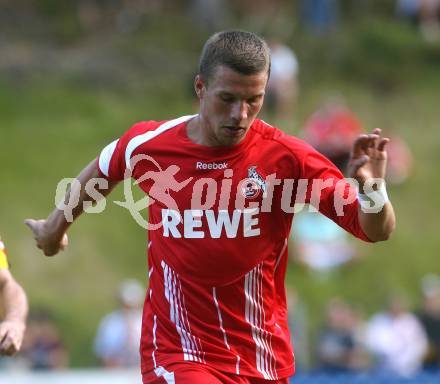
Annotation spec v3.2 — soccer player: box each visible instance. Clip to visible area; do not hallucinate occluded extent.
[0,237,28,356]
[25,30,395,383]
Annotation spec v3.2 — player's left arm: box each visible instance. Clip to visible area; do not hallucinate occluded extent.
[347,128,396,242]
[0,268,28,356]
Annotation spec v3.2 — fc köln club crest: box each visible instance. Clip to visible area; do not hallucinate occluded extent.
[242,166,266,199]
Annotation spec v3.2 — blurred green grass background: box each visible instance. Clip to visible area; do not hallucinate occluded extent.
[1,6,440,366]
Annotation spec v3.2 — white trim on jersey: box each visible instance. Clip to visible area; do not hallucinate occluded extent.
[98,139,119,177]
[154,366,175,383]
[177,275,206,364]
[236,354,241,376]
[245,264,278,380]
[212,287,241,375]
[212,287,230,349]
[152,314,158,369]
[274,237,288,271]
[149,265,154,299]
[161,260,205,364]
[124,114,197,170]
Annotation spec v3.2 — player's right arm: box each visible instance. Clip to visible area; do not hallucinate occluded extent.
[25,159,119,256]
[25,120,168,256]
[25,121,157,256]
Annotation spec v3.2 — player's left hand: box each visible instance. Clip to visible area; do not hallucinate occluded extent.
[347,128,390,188]
[0,320,26,356]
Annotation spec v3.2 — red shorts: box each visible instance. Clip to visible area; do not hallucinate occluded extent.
[143,362,290,384]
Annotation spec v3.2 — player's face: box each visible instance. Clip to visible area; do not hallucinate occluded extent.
[195,65,268,146]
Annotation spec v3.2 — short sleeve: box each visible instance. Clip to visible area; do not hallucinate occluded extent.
[97,122,151,182]
[96,116,195,181]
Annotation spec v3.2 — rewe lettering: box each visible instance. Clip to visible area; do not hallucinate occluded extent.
[161,208,260,238]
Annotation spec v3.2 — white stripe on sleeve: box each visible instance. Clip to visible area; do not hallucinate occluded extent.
[98,139,119,177]
[124,114,196,170]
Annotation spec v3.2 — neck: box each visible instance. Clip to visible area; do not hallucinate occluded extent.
[187,115,219,147]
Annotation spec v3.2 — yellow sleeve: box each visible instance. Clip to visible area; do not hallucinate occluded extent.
[0,248,8,270]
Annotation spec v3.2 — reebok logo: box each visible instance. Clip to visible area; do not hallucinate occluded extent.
[196,161,228,170]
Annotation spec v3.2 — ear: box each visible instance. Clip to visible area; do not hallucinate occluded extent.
[194,74,205,99]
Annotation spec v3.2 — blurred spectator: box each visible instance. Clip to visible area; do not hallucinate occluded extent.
[291,208,358,273]
[94,279,144,368]
[417,274,440,370]
[265,40,299,124]
[397,0,422,23]
[366,294,428,377]
[315,298,370,373]
[189,0,228,32]
[20,309,69,370]
[301,0,340,34]
[291,100,362,273]
[419,0,440,41]
[302,96,363,172]
[397,0,440,41]
[0,236,28,357]
[303,96,412,185]
[0,236,28,371]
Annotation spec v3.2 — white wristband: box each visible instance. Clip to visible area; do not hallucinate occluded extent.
[358,183,389,213]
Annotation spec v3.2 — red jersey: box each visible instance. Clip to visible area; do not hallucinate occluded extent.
[97,115,370,382]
